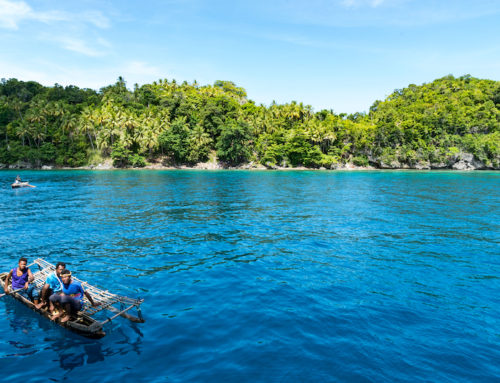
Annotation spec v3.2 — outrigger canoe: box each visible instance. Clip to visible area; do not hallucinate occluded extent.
[0,258,144,339]
[11,182,35,189]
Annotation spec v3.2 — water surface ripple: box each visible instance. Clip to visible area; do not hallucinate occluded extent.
[0,170,499,382]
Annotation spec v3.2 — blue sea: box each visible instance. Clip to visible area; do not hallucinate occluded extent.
[0,170,499,382]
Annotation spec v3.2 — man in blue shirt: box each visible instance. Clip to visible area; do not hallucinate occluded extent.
[50,269,99,323]
[35,262,66,311]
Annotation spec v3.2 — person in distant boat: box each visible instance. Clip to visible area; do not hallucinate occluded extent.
[34,261,66,310]
[14,175,21,184]
[3,257,39,303]
[50,269,99,323]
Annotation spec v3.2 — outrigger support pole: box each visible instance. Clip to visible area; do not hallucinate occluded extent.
[107,304,145,323]
[98,303,140,327]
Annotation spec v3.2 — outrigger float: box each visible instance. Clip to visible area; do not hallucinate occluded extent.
[0,258,144,339]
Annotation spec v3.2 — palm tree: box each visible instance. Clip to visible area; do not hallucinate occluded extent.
[134,124,147,151]
[61,114,79,142]
[79,107,96,150]
[190,124,212,147]
[31,124,46,148]
[0,96,9,146]
[16,121,31,147]
[26,108,46,126]
[10,99,25,121]
[97,124,115,152]
[122,132,134,149]
[48,101,65,118]
[144,130,159,157]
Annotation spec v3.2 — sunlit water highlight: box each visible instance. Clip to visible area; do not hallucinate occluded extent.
[0,170,499,382]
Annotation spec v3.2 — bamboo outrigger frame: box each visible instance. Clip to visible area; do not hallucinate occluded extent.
[0,258,144,338]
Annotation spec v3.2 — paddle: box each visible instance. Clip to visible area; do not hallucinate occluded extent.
[22,180,36,188]
[0,287,24,298]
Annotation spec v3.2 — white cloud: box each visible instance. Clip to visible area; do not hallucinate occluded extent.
[0,0,112,57]
[0,0,32,29]
[82,11,111,29]
[0,0,109,30]
[55,37,106,57]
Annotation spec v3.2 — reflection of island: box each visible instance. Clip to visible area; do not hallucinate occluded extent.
[3,299,143,371]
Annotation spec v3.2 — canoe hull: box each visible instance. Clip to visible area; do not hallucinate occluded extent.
[11,183,31,189]
[0,273,105,339]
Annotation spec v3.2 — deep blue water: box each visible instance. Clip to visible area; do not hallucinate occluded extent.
[0,170,499,382]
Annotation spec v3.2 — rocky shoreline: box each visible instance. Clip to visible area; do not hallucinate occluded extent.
[0,152,497,171]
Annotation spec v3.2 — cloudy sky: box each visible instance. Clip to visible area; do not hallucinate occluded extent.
[0,0,499,113]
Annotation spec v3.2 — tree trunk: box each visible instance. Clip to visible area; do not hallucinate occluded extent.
[88,133,95,150]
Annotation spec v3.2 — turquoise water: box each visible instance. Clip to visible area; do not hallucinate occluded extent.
[0,170,499,382]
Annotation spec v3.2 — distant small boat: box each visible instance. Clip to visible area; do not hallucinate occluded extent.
[11,182,35,189]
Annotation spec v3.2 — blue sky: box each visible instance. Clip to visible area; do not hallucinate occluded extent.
[0,0,499,113]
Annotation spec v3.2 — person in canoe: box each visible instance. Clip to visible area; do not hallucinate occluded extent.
[34,261,66,311]
[50,269,100,323]
[11,175,35,188]
[3,257,39,303]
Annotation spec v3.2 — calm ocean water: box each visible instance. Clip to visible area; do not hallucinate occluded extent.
[0,170,499,382]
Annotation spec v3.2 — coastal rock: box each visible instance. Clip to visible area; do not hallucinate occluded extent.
[451,158,487,170]
[95,162,113,170]
[252,163,267,170]
[343,163,355,170]
[9,161,32,169]
[343,163,365,170]
[41,165,53,170]
[194,161,223,170]
[0,163,6,169]
[239,161,266,170]
[430,162,448,169]
[340,162,375,170]
[450,152,487,170]
[239,162,254,169]
[414,161,431,170]
[265,162,280,170]
[452,160,474,170]
[379,160,401,169]
[470,159,487,170]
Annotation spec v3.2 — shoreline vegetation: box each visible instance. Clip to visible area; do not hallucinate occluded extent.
[1,75,499,171]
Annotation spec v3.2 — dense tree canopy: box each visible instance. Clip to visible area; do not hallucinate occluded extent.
[0,75,498,169]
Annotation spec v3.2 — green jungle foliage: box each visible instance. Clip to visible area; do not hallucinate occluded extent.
[0,75,499,169]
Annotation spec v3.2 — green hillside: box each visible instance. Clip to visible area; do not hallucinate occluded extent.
[0,75,498,170]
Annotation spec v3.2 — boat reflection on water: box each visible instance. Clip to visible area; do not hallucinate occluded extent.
[2,298,143,371]
[52,338,104,370]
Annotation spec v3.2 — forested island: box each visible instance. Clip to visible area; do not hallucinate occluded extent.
[0,75,498,170]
